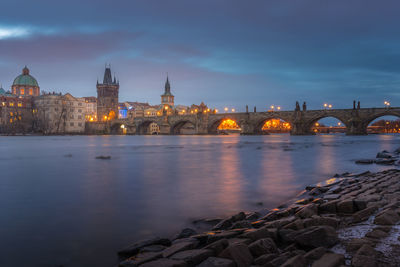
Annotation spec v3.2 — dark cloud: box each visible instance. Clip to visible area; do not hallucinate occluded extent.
[1,0,400,110]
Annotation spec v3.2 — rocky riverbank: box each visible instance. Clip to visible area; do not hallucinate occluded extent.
[117,169,400,267]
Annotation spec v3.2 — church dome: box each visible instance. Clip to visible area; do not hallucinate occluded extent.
[12,66,39,87]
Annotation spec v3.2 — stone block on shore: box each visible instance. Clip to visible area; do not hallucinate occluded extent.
[170,249,213,266]
[162,241,198,258]
[140,258,187,267]
[248,237,277,257]
[118,237,171,258]
[197,257,235,267]
[374,209,400,225]
[311,253,344,267]
[219,243,253,267]
[294,226,338,249]
[281,254,307,267]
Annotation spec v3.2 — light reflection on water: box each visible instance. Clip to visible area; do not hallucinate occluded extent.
[0,134,398,267]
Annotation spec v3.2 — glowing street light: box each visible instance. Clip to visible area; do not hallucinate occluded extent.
[231,108,235,112]
[324,103,327,108]
[277,106,281,110]
[328,104,332,109]
[215,109,219,113]
[384,101,390,107]
[338,122,341,126]
[224,107,228,112]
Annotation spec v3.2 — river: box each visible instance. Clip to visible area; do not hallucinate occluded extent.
[0,134,398,266]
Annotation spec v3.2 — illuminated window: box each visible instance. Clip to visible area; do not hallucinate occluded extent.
[9,118,12,123]
[18,116,21,120]
[1,102,5,106]
[9,112,13,116]
[17,102,22,107]
[29,88,33,95]
[20,88,24,95]
[9,102,14,107]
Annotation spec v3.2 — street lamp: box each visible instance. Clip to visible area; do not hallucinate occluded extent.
[328,104,332,109]
[324,103,327,109]
[231,108,235,112]
[384,101,390,108]
[277,106,281,110]
[224,107,228,112]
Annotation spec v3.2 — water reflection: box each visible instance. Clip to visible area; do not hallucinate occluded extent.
[0,135,399,267]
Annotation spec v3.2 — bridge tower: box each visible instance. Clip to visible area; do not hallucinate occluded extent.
[97,65,119,121]
[161,75,174,114]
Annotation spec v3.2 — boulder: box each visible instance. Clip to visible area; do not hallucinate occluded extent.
[239,226,277,241]
[355,159,374,164]
[376,152,392,158]
[219,243,253,267]
[162,241,198,258]
[283,219,304,230]
[351,245,378,267]
[345,238,373,253]
[303,247,326,261]
[281,255,307,267]
[303,216,340,229]
[197,257,235,267]
[352,206,378,223]
[374,209,400,225]
[174,228,197,240]
[295,204,318,219]
[311,253,344,267]
[140,245,167,253]
[318,200,340,213]
[139,258,187,267]
[170,249,213,266]
[248,238,277,257]
[119,252,162,266]
[203,239,229,255]
[294,226,338,248]
[118,237,171,258]
[212,219,232,231]
[230,220,252,229]
[254,253,277,265]
[337,199,355,214]
[269,252,293,266]
[365,229,388,239]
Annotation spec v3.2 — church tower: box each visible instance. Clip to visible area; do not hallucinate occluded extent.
[97,65,119,121]
[161,75,174,109]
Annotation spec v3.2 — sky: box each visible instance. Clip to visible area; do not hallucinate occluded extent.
[1,0,400,111]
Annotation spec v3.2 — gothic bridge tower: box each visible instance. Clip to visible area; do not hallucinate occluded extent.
[161,76,174,115]
[97,65,119,121]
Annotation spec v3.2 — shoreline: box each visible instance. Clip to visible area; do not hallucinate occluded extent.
[117,168,400,267]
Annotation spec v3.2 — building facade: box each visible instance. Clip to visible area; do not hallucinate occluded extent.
[12,66,40,97]
[97,66,119,121]
[80,97,97,121]
[33,93,86,134]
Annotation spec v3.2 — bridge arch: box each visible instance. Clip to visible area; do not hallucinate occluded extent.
[306,115,348,134]
[363,111,400,134]
[208,117,242,134]
[137,120,161,135]
[171,120,196,135]
[254,116,293,134]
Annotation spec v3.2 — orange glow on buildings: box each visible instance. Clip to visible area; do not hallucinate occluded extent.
[262,119,291,132]
[218,119,241,130]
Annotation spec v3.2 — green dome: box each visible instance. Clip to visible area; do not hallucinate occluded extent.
[12,66,39,87]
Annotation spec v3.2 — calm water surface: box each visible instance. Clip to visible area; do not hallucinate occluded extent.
[0,134,399,266]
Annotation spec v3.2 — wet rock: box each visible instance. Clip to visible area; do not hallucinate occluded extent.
[197,257,235,267]
[219,243,253,267]
[365,229,388,239]
[230,212,246,222]
[281,255,306,267]
[346,238,374,253]
[162,241,198,258]
[318,200,340,213]
[264,216,297,228]
[230,220,252,229]
[250,220,265,228]
[269,252,293,266]
[254,253,277,265]
[96,155,111,159]
[212,219,232,231]
[119,252,162,266]
[351,245,378,267]
[203,239,229,255]
[279,228,297,244]
[303,216,340,229]
[336,199,355,214]
[352,205,378,223]
[303,247,326,262]
[239,226,277,241]
[375,158,396,165]
[353,199,367,211]
[140,245,167,253]
[376,152,392,158]
[295,204,318,219]
[170,249,213,266]
[294,226,338,249]
[355,159,374,164]
[283,219,304,230]
[140,258,187,267]
[207,230,242,244]
[118,237,171,258]
[246,211,261,221]
[374,209,400,225]
[311,253,344,267]
[248,238,277,257]
[323,194,341,201]
[226,238,252,246]
[174,228,197,240]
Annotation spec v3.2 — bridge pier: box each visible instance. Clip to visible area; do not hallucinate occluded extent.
[290,122,315,135]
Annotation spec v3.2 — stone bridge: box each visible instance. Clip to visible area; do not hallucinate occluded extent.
[110,107,400,135]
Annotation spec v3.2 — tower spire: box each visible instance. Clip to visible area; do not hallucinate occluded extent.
[165,74,170,94]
